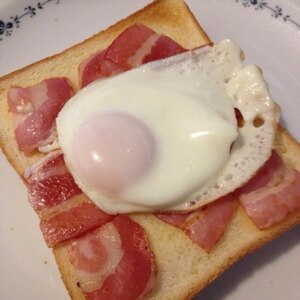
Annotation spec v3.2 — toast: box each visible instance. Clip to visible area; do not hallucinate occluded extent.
[0,0,299,299]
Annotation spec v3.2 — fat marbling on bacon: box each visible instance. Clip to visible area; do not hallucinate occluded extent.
[24,151,113,247]
[156,194,239,252]
[8,78,74,152]
[66,216,157,300]
[79,24,186,87]
[24,151,157,298]
[237,151,300,229]
[25,151,82,212]
[157,151,300,251]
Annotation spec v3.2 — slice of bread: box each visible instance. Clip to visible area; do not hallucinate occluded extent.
[0,0,299,300]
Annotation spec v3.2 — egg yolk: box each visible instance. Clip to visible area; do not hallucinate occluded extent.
[70,112,156,195]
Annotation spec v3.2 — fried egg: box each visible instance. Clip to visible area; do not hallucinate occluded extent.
[56,39,279,214]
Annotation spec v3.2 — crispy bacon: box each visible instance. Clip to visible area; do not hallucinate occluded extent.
[239,151,300,229]
[66,216,157,300]
[79,24,186,87]
[8,78,74,152]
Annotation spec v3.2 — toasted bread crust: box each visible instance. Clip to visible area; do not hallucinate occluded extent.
[0,1,299,300]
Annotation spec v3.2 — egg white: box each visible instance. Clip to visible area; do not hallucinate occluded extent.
[57,39,279,214]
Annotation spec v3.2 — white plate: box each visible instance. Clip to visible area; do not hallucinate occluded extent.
[0,1,299,299]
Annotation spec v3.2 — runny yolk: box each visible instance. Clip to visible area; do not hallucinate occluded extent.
[70,111,156,195]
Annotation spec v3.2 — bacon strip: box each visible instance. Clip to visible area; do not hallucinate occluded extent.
[142,34,187,64]
[156,211,190,227]
[79,49,122,88]
[239,151,300,229]
[234,150,283,195]
[28,171,81,212]
[66,216,157,300]
[41,201,113,247]
[24,152,113,247]
[157,152,300,249]
[156,195,239,252]
[24,151,81,213]
[67,221,123,293]
[79,24,186,87]
[104,24,157,70]
[8,78,74,152]
[184,194,238,252]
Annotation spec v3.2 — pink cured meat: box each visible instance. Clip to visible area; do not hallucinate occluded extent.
[79,49,122,88]
[25,151,81,213]
[29,172,81,212]
[157,152,300,249]
[103,24,157,70]
[66,216,157,300]
[155,212,190,227]
[40,201,113,247]
[234,150,283,195]
[239,151,300,229]
[8,78,74,152]
[79,24,186,87]
[184,194,238,252]
[156,195,238,252]
[142,35,187,63]
[24,152,113,247]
